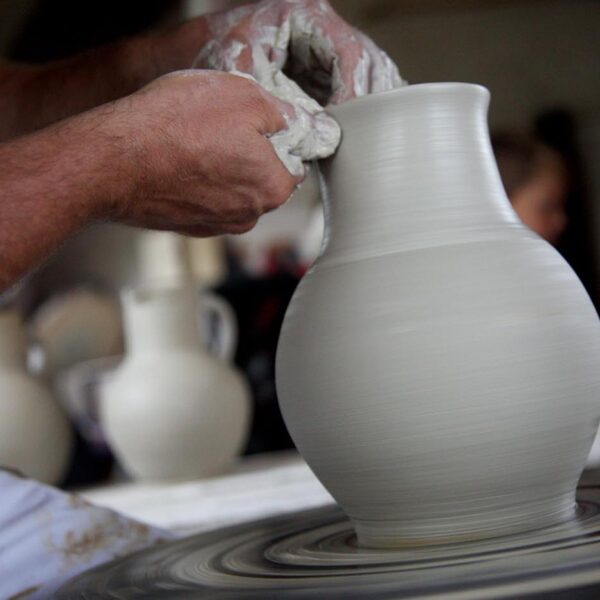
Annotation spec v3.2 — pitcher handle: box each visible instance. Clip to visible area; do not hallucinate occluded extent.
[201,292,238,362]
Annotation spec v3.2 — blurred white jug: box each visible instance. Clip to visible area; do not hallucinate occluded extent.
[0,309,72,483]
[100,284,251,481]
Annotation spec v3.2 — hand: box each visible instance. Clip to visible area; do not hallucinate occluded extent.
[195,0,404,106]
[102,70,301,236]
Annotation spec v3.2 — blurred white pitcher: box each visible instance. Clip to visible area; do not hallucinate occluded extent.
[100,283,251,481]
[0,309,72,483]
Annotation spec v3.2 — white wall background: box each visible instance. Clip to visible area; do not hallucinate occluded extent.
[333,0,600,296]
[333,0,599,130]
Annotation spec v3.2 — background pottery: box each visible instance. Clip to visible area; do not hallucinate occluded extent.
[0,310,72,483]
[100,285,251,481]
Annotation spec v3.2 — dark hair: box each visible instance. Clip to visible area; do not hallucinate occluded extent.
[491,133,566,197]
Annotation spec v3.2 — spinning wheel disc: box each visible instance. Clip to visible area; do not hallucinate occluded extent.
[58,485,600,599]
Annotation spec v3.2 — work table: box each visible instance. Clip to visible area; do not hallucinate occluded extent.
[79,450,334,535]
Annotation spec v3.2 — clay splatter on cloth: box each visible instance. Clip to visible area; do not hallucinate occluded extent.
[7,586,41,599]
[0,469,174,599]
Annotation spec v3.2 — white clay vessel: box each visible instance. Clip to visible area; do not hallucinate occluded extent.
[0,310,72,483]
[100,285,251,481]
[276,83,600,548]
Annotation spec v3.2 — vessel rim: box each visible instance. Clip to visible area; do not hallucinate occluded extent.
[326,82,490,112]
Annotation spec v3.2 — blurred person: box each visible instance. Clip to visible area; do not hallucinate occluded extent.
[493,133,569,246]
[0,1,402,596]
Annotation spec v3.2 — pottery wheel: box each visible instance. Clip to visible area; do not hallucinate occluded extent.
[58,484,600,599]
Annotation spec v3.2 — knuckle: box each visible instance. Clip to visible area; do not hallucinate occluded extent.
[247,92,278,122]
[243,93,270,117]
[235,88,283,130]
[236,193,264,222]
[263,171,295,210]
[228,219,258,235]
[225,72,260,96]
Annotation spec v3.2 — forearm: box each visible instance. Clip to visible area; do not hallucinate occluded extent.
[0,16,211,141]
[0,103,131,292]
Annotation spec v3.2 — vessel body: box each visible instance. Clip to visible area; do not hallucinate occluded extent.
[276,83,600,547]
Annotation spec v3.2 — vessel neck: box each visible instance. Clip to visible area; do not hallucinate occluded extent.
[122,286,203,356]
[320,84,521,263]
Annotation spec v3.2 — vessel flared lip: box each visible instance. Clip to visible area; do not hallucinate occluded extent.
[326,82,490,112]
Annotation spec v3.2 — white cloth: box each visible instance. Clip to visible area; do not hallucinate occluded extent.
[0,470,173,599]
[232,68,341,178]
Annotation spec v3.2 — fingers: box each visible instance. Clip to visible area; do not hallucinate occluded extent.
[284,0,403,104]
[171,222,257,237]
[238,66,341,175]
[199,0,403,107]
[254,93,295,137]
[357,32,404,95]
[325,30,403,105]
[147,220,259,237]
[215,131,303,220]
[196,36,255,73]
[226,72,296,136]
[228,72,336,178]
[257,134,305,203]
[171,159,297,238]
